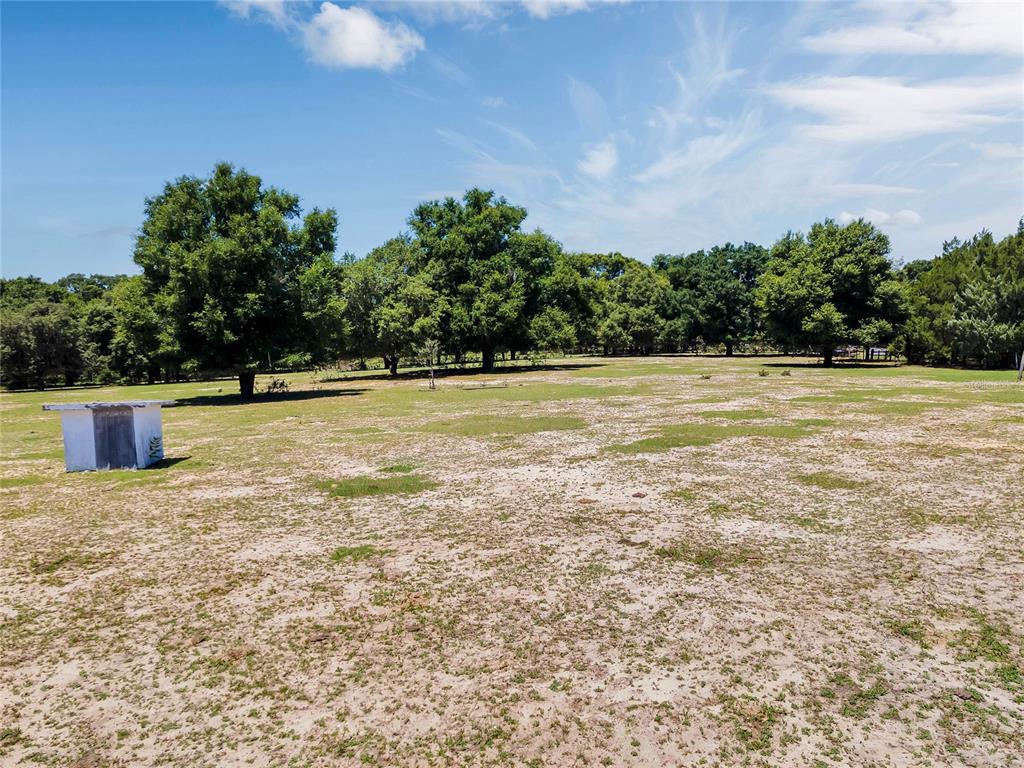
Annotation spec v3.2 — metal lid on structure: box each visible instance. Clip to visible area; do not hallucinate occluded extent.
[42,400,177,411]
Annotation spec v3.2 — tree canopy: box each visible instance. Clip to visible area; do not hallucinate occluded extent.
[133,163,341,396]
[2,165,1021,393]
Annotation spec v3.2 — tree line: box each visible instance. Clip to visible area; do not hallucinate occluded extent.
[2,163,1022,396]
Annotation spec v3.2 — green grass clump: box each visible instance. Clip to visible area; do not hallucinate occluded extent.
[316,474,437,498]
[795,471,866,490]
[330,545,391,563]
[885,617,930,648]
[379,463,415,473]
[608,422,815,454]
[418,415,586,437]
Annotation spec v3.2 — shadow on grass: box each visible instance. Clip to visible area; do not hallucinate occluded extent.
[318,362,602,384]
[145,456,192,470]
[760,361,903,370]
[174,388,369,407]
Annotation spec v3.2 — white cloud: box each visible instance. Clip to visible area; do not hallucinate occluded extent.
[767,75,1021,142]
[969,142,1024,159]
[390,0,501,26]
[838,209,922,227]
[803,2,1023,57]
[578,139,618,179]
[220,0,290,27]
[302,3,424,71]
[482,96,506,108]
[522,0,592,20]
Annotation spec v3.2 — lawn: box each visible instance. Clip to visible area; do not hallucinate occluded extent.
[1,355,1022,767]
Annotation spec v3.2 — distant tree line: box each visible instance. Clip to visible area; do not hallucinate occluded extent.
[2,164,1022,396]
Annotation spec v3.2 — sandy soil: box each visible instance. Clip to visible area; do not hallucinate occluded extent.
[1,358,1022,767]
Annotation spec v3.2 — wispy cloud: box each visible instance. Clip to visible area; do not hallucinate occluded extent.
[802,2,1023,57]
[766,75,1021,142]
[482,120,540,152]
[437,128,561,199]
[566,75,607,130]
[969,142,1024,160]
[827,183,920,197]
[634,110,760,182]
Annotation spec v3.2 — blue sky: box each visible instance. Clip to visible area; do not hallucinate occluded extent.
[2,0,1022,280]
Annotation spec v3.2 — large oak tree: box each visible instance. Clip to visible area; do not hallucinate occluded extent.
[133,163,340,397]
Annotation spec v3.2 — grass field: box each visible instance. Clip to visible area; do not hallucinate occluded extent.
[1,355,1022,767]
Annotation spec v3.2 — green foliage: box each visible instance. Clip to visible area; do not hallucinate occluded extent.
[899,223,1023,368]
[3,172,1019,393]
[654,242,767,354]
[529,306,577,354]
[0,301,84,389]
[133,163,340,395]
[756,219,909,364]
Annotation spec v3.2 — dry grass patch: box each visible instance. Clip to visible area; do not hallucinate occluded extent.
[794,471,866,490]
[418,414,586,437]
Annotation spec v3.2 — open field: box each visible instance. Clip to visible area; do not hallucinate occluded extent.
[1,355,1023,767]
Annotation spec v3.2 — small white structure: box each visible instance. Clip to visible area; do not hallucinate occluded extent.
[42,400,176,472]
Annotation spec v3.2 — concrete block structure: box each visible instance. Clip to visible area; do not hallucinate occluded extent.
[42,401,176,472]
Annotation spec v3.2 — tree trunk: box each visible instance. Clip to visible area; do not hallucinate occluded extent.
[239,371,256,399]
[822,348,834,367]
[725,340,734,356]
[481,346,495,372]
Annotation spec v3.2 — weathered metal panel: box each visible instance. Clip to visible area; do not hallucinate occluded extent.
[132,405,165,467]
[60,410,97,471]
[93,406,136,469]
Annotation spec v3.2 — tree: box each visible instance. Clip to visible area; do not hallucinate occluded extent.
[655,242,767,355]
[0,301,83,389]
[408,189,554,371]
[899,222,1023,368]
[756,220,909,365]
[343,237,441,375]
[529,307,577,355]
[298,253,349,368]
[109,277,162,383]
[597,258,669,355]
[133,163,339,397]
